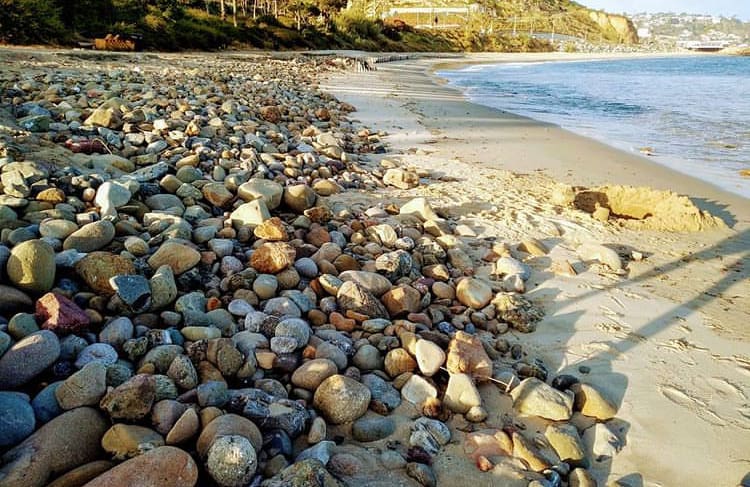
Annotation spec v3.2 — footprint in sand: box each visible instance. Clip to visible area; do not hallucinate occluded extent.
[660,385,728,427]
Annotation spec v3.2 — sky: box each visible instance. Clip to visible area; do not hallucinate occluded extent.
[581,1,750,20]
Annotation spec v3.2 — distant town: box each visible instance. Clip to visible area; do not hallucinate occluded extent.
[630,12,750,49]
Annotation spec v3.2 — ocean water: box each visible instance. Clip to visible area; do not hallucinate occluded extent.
[438,56,750,198]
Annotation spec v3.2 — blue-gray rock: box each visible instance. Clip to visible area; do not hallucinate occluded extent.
[99,317,134,350]
[295,440,335,465]
[62,220,115,253]
[59,334,88,361]
[7,312,39,340]
[362,374,401,413]
[0,391,36,447]
[293,257,318,279]
[263,297,301,318]
[0,285,33,315]
[227,388,309,438]
[138,344,184,373]
[0,331,11,358]
[0,330,60,389]
[197,381,229,407]
[352,416,396,442]
[110,274,152,312]
[281,290,315,314]
[275,318,310,349]
[74,343,118,369]
[31,381,63,424]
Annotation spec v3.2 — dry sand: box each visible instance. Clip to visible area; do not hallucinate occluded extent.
[321,53,750,487]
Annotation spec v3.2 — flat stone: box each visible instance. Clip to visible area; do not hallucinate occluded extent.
[230,199,270,229]
[414,339,445,377]
[102,424,165,460]
[251,242,296,274]
[336,281,388,319]
[338,270,392,297]
[291,359,337,390]
[352,416,395,442]
[401,374,437,406]
[572,382,618,420]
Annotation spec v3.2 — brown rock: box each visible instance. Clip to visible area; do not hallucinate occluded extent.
[336,281,389,320]
[99,374,157,421]
[36,187,67,204]
[291,358,338,390]
[512,432,553,472]
[384,348,417,378]
[250,242,296,274]
[81,446,198,487]
[36,292,91,334]
[75,252,135,294]
[313,374,371,425]
[381,285,421,317]
[254,217,288,241]
[445,331,492,381]
[46,461,115,487]
[202,183,233,208]
[147,240,201,275]
[260,106,282,123]
[305,227,330,247]
[101,424,164,460]
[0,407,108,487]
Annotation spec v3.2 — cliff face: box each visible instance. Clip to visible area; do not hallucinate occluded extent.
[589,11,639,44]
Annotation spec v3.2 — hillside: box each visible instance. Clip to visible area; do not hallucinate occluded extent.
[0,0,637,51]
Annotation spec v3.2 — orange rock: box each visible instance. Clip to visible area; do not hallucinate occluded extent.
[254,217,288,241]
[206,297,222,312]
[330,312,356,332]
[446,331,492,381]
[381,285,421,317]
[250,242,296,274]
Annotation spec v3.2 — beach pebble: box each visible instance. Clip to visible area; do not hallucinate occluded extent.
[7,239,56,292]
[455,278,492,309]
[0,330,60,389]
[206,435,257,487]
[576,243,623,271]
[510,377,574,421]
[313,374,371,424]
[82,446,198,487]
[0,391,36,448]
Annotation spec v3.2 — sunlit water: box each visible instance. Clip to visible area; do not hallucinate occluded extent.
[439,56,750,198]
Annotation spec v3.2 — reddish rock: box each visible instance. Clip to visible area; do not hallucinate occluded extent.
[250,242,296,274]
[305,226,331,247]
[36,292,91,334]
[81,446,198,487]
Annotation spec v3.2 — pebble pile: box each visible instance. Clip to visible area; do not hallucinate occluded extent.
[0,53,622,487]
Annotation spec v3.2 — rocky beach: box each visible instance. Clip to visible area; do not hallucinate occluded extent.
[0,48,748,487]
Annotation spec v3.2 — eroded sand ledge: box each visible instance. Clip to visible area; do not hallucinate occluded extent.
[322,54,750,486]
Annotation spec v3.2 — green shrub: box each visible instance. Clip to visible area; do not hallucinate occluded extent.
[0,0,67,44]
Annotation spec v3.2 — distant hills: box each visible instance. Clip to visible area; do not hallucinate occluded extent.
[0,0,638,51]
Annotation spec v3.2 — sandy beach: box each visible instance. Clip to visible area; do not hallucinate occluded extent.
[322,52,750,486]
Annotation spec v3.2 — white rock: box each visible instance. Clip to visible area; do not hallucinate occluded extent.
[443,373,482,413]
[576,243,622,271]
[414,339,445,377]
[401,374,437,405]
[399,197,441,222]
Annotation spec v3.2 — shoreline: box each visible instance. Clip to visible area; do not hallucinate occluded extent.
[432,52,750,201]
[322,52,750,486]
[424,53,750,229]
